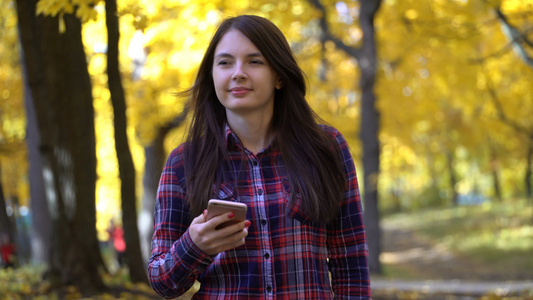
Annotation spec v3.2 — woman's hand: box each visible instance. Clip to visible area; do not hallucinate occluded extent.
[189,211,251,256]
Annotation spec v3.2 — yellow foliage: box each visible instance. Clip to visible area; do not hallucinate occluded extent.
[375,0,533,203]
[36,0,99,22]
[1,0,27,206]
[2,0,532,232]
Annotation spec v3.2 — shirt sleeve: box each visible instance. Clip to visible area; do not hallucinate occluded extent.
[326,129,371,299]
[147,146,214,299]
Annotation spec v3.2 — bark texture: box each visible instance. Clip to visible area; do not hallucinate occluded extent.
[105,0,147,283]
[16,0,104,290]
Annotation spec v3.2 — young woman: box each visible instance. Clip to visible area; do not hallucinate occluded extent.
[148,15,371,299]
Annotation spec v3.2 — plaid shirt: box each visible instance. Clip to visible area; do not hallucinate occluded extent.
[148,124,371,299]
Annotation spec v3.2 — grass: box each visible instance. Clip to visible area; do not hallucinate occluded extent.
[382,198,533,276]
[374,264,424,281]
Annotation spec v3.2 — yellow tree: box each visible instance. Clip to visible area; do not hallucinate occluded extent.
[37,0,152,282]
[16,0,104,290]
[489,0,533,199]
[374,0,532,212]
[104,0,147,283]
[115,0,333,263]
[376,0,485,206]
[0,0,25,250]
[303,0,383,274]
[112,1,385,275]
[119,0,221,263]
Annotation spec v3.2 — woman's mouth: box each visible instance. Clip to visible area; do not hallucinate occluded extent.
[230,87,251,96]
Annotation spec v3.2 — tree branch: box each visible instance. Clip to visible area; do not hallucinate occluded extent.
[485,73,532,137]
[161,102,190,135]
[495,7,533,68]
[307,0,362,59]
[469,42,514,63]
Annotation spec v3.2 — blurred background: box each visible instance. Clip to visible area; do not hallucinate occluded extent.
[0,0,532,298]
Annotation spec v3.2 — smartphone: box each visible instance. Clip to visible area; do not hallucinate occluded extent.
[206,199,247,228]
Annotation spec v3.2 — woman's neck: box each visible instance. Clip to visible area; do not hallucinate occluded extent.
[226,111,273,154]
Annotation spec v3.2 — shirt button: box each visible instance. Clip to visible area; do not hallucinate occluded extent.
[264,252,270,259]
[266,285,272,293]
[257,189,264,195]
[261,219,267,226]
[252,160,258,166]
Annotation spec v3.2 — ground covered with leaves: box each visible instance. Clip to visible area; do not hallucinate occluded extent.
[373,198,533,299]
[1,199,532,299]
[0,265,162,299]
[378,198,533,281]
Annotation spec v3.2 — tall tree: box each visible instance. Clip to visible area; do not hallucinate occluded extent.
[24,74,52,264]
[486,77,533,199]
[488,143,503,202]
[105,0,147,283]
[308,0,383,274]
[0,164,15,243]
[494,6,533,68]
[446,150,459,206]
[0,0,24,258]
[139,107,189,263]
[15,0,104,290]
[357,0,382,274]
[493,5,533,199]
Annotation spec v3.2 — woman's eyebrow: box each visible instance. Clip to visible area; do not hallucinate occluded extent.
[214,52,264,59]
[214,53,233,59]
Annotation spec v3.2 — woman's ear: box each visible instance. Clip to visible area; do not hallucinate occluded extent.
[276,78,284,89]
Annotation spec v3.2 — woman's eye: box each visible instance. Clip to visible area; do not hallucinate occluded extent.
[217,60,230,65]
[250,60,264,65]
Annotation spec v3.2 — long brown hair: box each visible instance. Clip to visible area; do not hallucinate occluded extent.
[182,15,346,223]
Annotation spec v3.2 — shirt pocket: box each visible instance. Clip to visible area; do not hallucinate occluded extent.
[281,178,313,225]
[212,183,234,200]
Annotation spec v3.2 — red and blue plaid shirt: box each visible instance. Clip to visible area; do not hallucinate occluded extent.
[148,124,371,299]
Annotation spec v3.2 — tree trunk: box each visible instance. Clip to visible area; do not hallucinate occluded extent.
[425,150,443,206]
[446,150,459,206]
[491,166,502,202]
[139,107,189,264]
[139,131,167,264]
[105,0,147,284]
[525,138,532,200]
[24,76,52,264]
[359,0,383,275]
[308,0,383,275]
[16,0,104,291]
[489,145,502,202]
[528,139,533,224]
[0,167,16,244]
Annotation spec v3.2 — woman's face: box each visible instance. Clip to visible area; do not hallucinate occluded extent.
[212,29,281,118]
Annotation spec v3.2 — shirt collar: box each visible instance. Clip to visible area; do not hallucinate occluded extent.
[224,123,244,152]
[223,123,276,154]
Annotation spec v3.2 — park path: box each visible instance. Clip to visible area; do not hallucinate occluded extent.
[371,279,533,299]
[371,223,533,299]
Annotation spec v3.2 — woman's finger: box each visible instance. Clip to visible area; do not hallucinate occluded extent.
[190,210,207,225]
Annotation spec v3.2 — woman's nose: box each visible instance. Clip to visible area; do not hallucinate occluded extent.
[232,64,247,81]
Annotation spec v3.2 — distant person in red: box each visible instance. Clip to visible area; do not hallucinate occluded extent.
[107,221,126,267]
[0,233,16,268]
